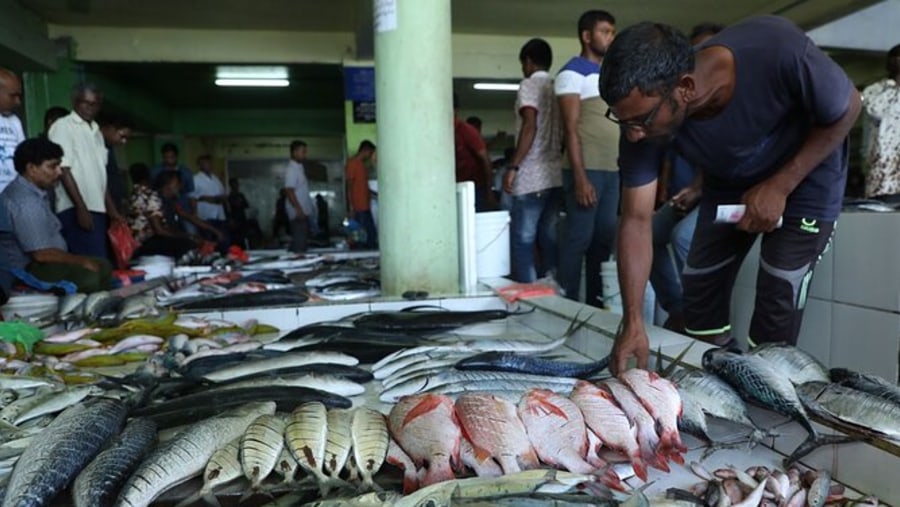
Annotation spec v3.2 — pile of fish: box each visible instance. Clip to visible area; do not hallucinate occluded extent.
[302,266,380,302]
[673,461,882,507]
[372,313,614,403]
[387,371,684,493]
[692,343,900,465]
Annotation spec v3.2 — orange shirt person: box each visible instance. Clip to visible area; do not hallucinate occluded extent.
[345,140,377,248]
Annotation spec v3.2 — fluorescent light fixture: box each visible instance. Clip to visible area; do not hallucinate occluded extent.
[216,65,288,79]
[473,82,520,91]
[215,78,290,87]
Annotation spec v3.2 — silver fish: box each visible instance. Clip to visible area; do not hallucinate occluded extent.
[108,335,164,355]
[72,418,157,507]
[830,367,900,407]
[702,349,850,465]
[286,402,329,484]
[241,414,286,489]
[351,408,389,491]
[0,375,58,391]
[748,343,829,385]
[670,368,768,440]
[796,381,900,442]
[13,385,100,426]
[380,370,577,403]
[372,335,568,375]
[206,374,365,398]
[58,293,87,320]
[115,294,158,322]
[3,398,126,507]
[173,439,242,507]
[201,351,359,383]
[82,291,123,321]
[114,401,275,507]
[323,409,354,480]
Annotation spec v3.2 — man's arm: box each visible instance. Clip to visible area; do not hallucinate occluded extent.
[559,94,597,207]
[503,108,538,194]
[104,190,123,222]
[176,207,223,240]
[611,181,658,375]
[31,248,100,272]
[739,88,862,232]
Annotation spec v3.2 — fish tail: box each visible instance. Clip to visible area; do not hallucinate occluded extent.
[173,491,203,507]
[201,490,223,507]
[785,434,859,468]
[595,466,626,492]
[631,456,649,482]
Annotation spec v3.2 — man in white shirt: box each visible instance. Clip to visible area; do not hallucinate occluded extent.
[192,154,230,250]
[502,38,563,283]
[0,68,25,194]
[284,140,316,253]
[50,83,123,259]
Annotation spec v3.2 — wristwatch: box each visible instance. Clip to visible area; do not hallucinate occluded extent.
[507,165,520,172]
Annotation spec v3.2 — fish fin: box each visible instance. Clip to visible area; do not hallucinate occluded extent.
[668,451,685,465]
[519,447,541,469]
[530,395,569,420]
[661,341,695,378]
[401,395,444,427]
[201,492,222,507]
[596,466,627,492]
[632,457,648,482]
[173,491,204,507]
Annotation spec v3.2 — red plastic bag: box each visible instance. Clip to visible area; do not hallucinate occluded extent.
[107,221,139,270]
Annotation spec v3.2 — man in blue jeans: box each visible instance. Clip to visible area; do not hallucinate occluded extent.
[503,38,563,282]
[555,10,621,306]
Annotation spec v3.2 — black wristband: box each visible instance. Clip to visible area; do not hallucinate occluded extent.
[508,165,520,172]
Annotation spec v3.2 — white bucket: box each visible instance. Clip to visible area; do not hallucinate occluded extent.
[474,211,511,278]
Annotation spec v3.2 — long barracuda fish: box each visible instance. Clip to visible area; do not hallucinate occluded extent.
[72,418,157,507]
[372,313,588,374]
[3,397,126,507]
[380,370,578,403]
[114,401,275,507]
[201,351,359,383]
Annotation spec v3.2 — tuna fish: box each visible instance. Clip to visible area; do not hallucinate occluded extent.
[702,348,850,465]
[830,367,900,407]
[388,394,460,488]
[3,397,126,507]
[455,393,539,475]
[72,418,157,507]
[796,381,900,442]
[748,343,829,385]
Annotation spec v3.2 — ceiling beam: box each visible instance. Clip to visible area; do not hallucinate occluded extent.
[0,0,57,70]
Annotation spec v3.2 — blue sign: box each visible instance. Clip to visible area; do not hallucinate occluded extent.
[344,66,375,102]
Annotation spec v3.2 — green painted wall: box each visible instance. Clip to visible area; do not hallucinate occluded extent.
[172,108,344,137]
[22,58,80,137]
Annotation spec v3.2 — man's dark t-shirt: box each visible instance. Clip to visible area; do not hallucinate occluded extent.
[618,16,854,221]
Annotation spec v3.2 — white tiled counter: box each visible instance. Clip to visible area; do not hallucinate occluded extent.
[732,211,900,382]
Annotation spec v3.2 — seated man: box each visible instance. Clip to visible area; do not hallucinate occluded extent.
[0,137,111,293]
[127,163,198,259]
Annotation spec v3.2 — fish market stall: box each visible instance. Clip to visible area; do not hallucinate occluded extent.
[0,261,897,506]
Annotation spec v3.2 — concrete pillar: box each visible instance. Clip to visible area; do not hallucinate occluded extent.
[375,0,459,296]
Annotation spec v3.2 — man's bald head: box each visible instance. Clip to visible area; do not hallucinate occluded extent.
[0,68,23,116]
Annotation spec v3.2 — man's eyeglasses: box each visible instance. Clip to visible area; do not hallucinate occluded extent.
[604,89,672,132]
